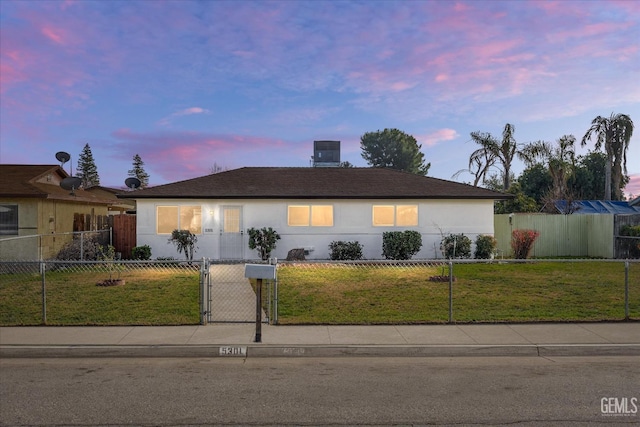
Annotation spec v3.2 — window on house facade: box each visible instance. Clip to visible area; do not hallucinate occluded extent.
[372,205,418,226]
[288,205,333,226]
[0,204,18,235]
[157,205,202,234]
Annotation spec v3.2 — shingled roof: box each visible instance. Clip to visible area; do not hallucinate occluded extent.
[119,167,512,200]
[0,164,114,205]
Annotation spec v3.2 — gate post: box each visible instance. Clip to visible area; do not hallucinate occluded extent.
[199,258,209,325]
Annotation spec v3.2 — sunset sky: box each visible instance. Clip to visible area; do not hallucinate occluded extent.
[1,0,639,197]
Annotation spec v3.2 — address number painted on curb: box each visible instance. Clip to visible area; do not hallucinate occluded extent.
[219,346,247,356]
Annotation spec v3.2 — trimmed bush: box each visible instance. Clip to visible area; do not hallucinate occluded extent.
[382,231,422,260]
[55,235,104,260]
[329,241,363,260]
[132,245,152,260]
[247,227,281,260]
[511,229,540,259]
[440,233,472,259]
[474,235,497,259]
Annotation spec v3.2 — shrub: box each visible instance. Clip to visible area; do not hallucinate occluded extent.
[382,231,422,260]
[620,225,640,258]
[329,241,363,260]
[131,245,152,260]
[511,229,540,259]
[55,235,104,260]
[247,227,281,260]
[474,235,497,259]
[168,229,198,261]
[440,233,472,259]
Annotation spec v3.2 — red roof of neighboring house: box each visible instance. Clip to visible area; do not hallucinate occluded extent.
[119,167,512,200]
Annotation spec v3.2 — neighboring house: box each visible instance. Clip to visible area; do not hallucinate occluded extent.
[119,167,511,260]
[86,186,136,214]
[0,165,115,260]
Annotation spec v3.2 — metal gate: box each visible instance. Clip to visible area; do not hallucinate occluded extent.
[203,260,275,324]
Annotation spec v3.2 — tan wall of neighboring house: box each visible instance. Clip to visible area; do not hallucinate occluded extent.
[0,198,109,260]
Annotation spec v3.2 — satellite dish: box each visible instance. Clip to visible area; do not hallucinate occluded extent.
[60,177,82,194]
[55,151,71,164]
[125,177,141,190]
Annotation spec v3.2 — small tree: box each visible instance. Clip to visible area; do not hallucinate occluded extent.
[511,229,539,259]
[168,229,198,261]
[128,154,150,189]
[474,235,497,259]
[440,233,472,259]
[382,231,422,260]
[77,143,100,188]
[247,227,281,260]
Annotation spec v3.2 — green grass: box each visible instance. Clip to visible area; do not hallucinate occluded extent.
[0,266,200,326]
[276,261,640,324]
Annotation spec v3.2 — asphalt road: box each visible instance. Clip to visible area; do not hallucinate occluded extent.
[1,356,638,426]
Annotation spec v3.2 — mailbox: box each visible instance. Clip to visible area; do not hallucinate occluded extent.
[244,264,276,280]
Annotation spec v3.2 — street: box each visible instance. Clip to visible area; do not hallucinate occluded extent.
[1,356,638,426]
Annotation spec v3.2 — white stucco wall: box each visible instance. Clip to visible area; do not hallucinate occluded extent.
[135,198,495,260]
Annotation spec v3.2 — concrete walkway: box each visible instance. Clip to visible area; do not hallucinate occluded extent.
[208,264,260,322]
[1,322,638,358]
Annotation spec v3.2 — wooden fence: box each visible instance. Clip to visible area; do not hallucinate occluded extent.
[495,213,640,259]
[73,213,136,259]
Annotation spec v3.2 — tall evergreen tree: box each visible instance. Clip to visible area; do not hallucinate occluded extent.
[360,128,430,175]
[128,153,150,188]
[76,143,100,188]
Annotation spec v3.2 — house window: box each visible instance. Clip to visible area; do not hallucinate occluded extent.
[372,205,418,226]
[0,204,18,235]
[157,205,202,234]
[288,205,333,226]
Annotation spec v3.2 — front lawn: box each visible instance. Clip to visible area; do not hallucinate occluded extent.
[276,261,639,324]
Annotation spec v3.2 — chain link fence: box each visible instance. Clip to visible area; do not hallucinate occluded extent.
[1,258,637,326]
[0,260,203,326]
[0,230,111,261]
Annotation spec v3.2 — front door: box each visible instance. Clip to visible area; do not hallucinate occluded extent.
[220,206,243,259]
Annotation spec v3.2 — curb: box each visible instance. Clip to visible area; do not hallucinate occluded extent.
[2,344,639,359]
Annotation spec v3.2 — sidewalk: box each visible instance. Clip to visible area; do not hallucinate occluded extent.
[1,322,639,358]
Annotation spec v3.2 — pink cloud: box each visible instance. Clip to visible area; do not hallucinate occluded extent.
[41,26,65,44]
[110,129,301,183]
[418,129,460,147]
[625,174,640,199]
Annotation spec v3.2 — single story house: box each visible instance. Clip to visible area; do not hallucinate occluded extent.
[0,164,117,260]
[119,167,511,260]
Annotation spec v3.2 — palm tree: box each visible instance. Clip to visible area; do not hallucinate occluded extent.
[469,123,519,191]
[521,135,577,212]
[581,113,634,200]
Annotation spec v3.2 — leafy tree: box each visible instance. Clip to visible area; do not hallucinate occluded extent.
[518,164,552,209]
[128,154,150,189]
[581,113,634,200]
[77,143,100,188]
[494,182,538,214]
[360,128,430,175]
[469,123,522,191]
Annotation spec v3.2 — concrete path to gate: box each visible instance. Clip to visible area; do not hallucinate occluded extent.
[208,264,265,322]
